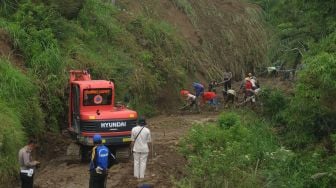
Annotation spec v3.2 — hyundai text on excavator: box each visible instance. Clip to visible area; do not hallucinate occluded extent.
[67,70,138,161]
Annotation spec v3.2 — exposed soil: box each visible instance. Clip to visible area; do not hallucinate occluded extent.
[0,29,26,70]
[119,0,200,46]
[33,113,218,188]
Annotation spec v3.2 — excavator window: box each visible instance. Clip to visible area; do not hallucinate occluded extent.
[83,88,112,106]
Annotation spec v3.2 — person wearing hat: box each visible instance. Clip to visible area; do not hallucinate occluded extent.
[131,116,152,179]
[89,134,116,188]
[180,90,199,112]
[18,140,40,188]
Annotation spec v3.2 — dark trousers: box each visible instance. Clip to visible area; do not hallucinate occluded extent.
[20,173,33,188]
[223,79,231,97]
[89,171,107,188]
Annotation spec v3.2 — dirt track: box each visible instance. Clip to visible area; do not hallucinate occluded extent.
[33,114,218,188]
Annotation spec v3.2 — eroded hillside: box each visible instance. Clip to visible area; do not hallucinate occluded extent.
[119,0,268,80]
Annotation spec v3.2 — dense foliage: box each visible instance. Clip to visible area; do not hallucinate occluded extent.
[252,0,336,68]
[251,0,336,150]
[178,112,336,187]
[0,59,40,185]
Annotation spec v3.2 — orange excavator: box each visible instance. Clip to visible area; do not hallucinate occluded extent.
[67,70,137,161]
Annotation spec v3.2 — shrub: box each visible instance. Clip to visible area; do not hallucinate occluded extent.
[179,111,336,187]
[282,51,336,149]
[259,87,288,121]
[217,112,241,129]
[179,112,278,187]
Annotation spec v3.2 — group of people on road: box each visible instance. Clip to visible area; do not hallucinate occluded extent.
[180,82,219,112]
[180,71,261,111]
[18,116,152,188]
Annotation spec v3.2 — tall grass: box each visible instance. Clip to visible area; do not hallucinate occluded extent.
[0,59,44,135]
[75,0,188,115]
[0,102,25,186]
[0,59,43,185]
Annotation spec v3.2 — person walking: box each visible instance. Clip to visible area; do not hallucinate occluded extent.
[89,134,116,188]
[131,116,152,180]
[18,140,40,188]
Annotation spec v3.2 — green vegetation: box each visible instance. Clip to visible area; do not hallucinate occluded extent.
[251,0,336,68]
[0,59,40,185]
[178,112,336,187]
[0,102,25,185]
[252,0,336,150]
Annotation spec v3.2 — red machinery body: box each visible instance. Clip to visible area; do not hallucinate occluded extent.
[68,70,138,147]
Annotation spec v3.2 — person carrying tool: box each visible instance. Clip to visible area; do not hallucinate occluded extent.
[18,140,40,188]
[218,72,232,99]
[89,134,116,188]
[180,90,199,112]
[131,116,152,179]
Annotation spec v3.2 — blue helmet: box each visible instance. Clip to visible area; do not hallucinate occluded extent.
[93,134,102,144]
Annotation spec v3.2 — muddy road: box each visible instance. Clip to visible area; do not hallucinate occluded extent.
[33,114,218,188]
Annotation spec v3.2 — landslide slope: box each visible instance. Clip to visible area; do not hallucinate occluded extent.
[119,0,268,80]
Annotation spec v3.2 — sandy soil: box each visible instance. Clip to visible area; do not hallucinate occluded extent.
[33,113,218,188]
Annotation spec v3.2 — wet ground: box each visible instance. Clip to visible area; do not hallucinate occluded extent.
[33,114,218,188]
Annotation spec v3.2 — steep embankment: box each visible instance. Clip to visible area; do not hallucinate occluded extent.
[119,0,268,80]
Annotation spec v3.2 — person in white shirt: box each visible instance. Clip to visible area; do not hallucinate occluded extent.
[131,116,151,179]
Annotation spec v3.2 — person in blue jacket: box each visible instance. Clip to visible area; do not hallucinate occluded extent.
[89,134,117,188]
[192,82,204,98]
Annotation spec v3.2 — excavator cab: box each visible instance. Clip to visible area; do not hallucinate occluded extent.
[67,70,137,161]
